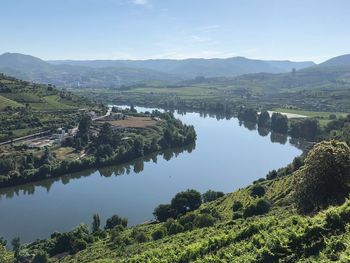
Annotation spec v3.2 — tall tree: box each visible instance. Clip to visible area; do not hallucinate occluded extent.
[92,214,101,233]
[294,140,350,213]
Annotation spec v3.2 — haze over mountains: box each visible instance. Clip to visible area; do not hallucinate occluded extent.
[1,52,350,88]
[0,52,316,88]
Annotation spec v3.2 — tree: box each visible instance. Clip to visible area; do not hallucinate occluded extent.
[153,204,176,222]
[243,198,271,218]
[202,190,224,203]
[0,237,6,247]
[238,108,258,123]
[105,215,128,230]
[32,250,49,263]
[171,189,202,215]
[0,159,14,175]
[165,220,184,235]
[294,140,350,214]
[132,136,144,157]
[250,184,266,197]
[290,119,319,141]
[152,227,167,240]
[97,122,113,145]
[11,237,21,258]
[258,110,270,128]
[266,170,278,180]
[77,115,92,144]
[92,214,101,233]
[271,113,288,134]
[194,214,215,228]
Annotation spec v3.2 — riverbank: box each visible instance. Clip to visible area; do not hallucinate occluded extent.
[0,110,196,188]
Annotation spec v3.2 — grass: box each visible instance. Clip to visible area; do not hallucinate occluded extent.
[30,95,78,111]
[274,108,348,127]
[52,147,80,161]
[273,108,347,118]
[0,95,23,109]
[102,116,160,129]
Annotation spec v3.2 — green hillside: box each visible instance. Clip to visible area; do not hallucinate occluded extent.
[0,73,103,142]
[0,94,23,110]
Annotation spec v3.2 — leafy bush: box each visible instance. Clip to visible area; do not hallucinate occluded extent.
[153,204,176,222]
[202,190,224,203]
[232,212,243,220]
[232,201,243,212]
[134,231,149,243]
[152,227,167,240]
[243,199,271,218]
[32,250,49,263]
[250,184,266,197]
[105,215,128,230]
[194,214,215,228]
[171,189,202,215]
[165,219,184,235]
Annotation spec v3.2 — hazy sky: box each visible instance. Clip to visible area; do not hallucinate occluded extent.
[1,0,349,62]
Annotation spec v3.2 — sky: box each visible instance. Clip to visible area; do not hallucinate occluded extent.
[0,0,349,63]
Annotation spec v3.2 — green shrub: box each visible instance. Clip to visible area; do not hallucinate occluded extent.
[232,201,243,212]
[232,212,243,220]
[250,184,266,197]
[152,227,167,240]
[32,250,49,263]
[136,232,149,243]
[165,219,184,235]
[243,199,271,218]
[105,215,128,230]
[194,214,215,228]
[202,190,224,203]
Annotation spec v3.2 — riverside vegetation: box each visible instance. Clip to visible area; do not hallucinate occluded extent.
[0,74,196,188]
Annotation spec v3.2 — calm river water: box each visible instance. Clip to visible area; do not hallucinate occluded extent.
[0,107,302,244]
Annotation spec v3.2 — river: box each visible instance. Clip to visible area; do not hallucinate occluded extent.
[0,106,302,244]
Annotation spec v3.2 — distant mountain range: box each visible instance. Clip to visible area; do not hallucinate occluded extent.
[0,52,317,88]
[49,57,314,78]
[317,54,350,68]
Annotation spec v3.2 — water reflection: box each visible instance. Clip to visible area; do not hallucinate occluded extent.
[0,143,196,200]
[270,132,288,145]
[257,127,270,137]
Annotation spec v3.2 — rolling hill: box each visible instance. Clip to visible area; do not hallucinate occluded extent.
[49,56,315,78]
[0,53,180,88]
[0,53,314,88]
[0,73,102,142]
[317,54,350,67]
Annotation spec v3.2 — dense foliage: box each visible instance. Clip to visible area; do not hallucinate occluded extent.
[294,140,350,214]
[0,110,196,188]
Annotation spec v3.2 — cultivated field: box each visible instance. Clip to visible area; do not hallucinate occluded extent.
[104,116,160,128]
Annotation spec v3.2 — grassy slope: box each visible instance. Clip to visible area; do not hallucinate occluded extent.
[0,74,89,111]
[0,74,101,141]
[0,94,23,109]
[53,174,350,263]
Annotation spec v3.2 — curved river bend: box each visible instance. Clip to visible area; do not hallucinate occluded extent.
[0,107,302,244]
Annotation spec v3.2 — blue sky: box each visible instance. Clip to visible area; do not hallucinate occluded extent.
[0,0,349,62]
